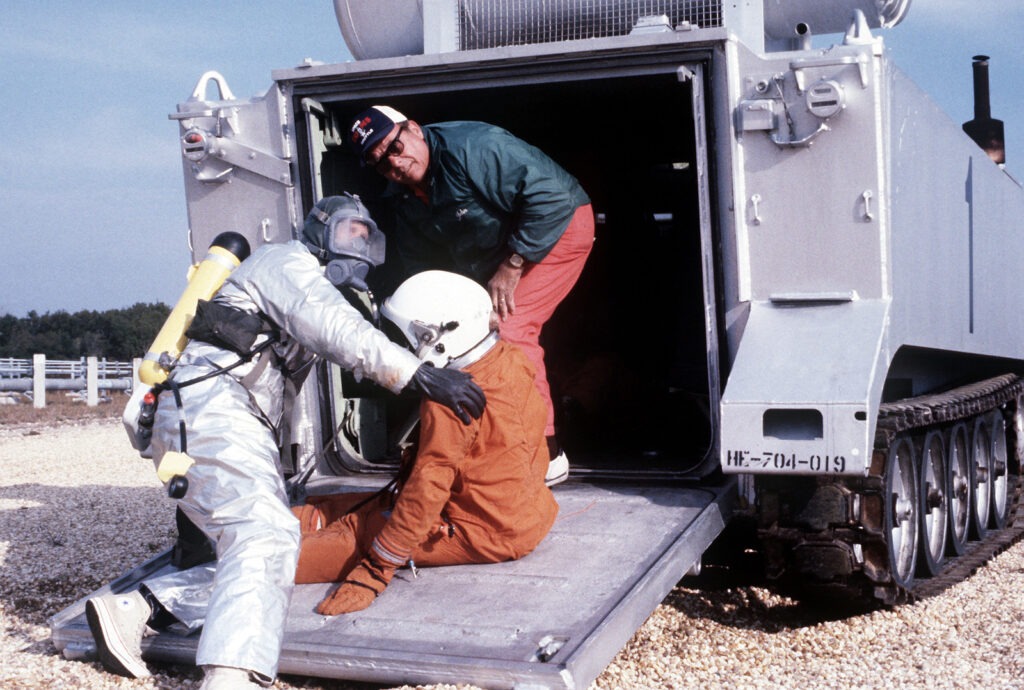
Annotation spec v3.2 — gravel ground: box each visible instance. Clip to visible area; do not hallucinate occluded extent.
[2,418,1024,689]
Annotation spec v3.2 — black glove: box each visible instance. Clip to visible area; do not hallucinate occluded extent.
[407,363,486,425]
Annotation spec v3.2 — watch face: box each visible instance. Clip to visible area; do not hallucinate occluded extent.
[509,253,524,268]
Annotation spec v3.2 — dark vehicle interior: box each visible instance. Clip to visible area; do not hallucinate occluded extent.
[298,63,721,480]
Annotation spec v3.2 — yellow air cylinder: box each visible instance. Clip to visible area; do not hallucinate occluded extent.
[138,232,251,385]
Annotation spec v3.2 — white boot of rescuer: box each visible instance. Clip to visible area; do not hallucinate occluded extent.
[85,590,152,678]
[199,665,266,689]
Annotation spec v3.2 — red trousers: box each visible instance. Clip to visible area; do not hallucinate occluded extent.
[500,204,595,436]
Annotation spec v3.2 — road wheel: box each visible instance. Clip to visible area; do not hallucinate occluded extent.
[885,434,919,588]
[970,416,993,540]
[988,410,1010,530]
[945,422,970,556]
[917,430,947,576]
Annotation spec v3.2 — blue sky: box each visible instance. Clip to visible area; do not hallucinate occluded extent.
[1,1,1021,317]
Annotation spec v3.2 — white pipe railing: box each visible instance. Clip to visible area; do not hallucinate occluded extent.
[0,356,139,408]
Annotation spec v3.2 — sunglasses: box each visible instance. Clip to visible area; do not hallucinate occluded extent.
[365,124,407,172]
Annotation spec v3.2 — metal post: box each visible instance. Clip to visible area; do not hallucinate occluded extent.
[33,354,45,409]
[132,358,142,394]
[87,356,99,407]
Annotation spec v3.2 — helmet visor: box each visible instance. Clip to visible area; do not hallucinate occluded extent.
[326,213,385,266]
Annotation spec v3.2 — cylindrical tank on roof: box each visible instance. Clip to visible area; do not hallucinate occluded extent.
[333,0,423,60]
[763,0,912,41]
[333,0,729,58]
[333,0,913,59]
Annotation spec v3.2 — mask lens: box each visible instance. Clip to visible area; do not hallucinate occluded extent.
[329,217,370,255]
[322,205,386,266]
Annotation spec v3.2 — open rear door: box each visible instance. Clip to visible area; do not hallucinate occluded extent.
[170,72,299,258]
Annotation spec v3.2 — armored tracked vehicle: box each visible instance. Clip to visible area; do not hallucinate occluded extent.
[52,1,1024,687]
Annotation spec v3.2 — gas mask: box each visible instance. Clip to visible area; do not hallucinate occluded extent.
[302,194,386,290]
[324,256,372,291]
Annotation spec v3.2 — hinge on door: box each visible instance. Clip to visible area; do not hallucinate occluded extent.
[170,71,293,186]
[530,634,568,663]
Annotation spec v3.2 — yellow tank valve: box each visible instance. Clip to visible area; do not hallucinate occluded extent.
[156,450,195,483]
[138,232,251,385]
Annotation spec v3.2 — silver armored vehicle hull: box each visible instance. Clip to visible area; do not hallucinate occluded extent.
[53,1,1024,686]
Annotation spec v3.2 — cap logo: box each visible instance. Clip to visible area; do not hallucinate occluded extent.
[351,116,374,145]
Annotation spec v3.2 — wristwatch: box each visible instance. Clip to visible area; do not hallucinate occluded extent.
[506,252,525,268]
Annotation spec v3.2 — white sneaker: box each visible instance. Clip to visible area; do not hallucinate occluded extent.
[546,450,570,487]
[200,665,265,689]
[85,590,152,678]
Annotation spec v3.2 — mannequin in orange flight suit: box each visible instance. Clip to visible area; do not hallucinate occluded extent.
[293,270,558,615]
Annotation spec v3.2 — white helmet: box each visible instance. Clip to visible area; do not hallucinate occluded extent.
[382,270,496,368]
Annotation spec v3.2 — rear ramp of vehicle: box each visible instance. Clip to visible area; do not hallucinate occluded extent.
[51,478,734,689]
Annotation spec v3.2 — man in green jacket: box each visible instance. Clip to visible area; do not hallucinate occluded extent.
[348,105,595,485]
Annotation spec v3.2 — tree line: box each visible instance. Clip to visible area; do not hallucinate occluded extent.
[0,303,171,361]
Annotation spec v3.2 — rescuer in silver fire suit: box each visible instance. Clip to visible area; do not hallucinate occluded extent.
[84,194,485,689]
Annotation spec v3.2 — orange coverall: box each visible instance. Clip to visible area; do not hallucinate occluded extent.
[294,339,558,584]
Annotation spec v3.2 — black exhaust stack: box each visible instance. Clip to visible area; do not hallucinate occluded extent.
[962,55,1005,165]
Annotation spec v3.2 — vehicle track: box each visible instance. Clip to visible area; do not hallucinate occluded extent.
[756,374,1024,606]
[873,373,1024,602]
